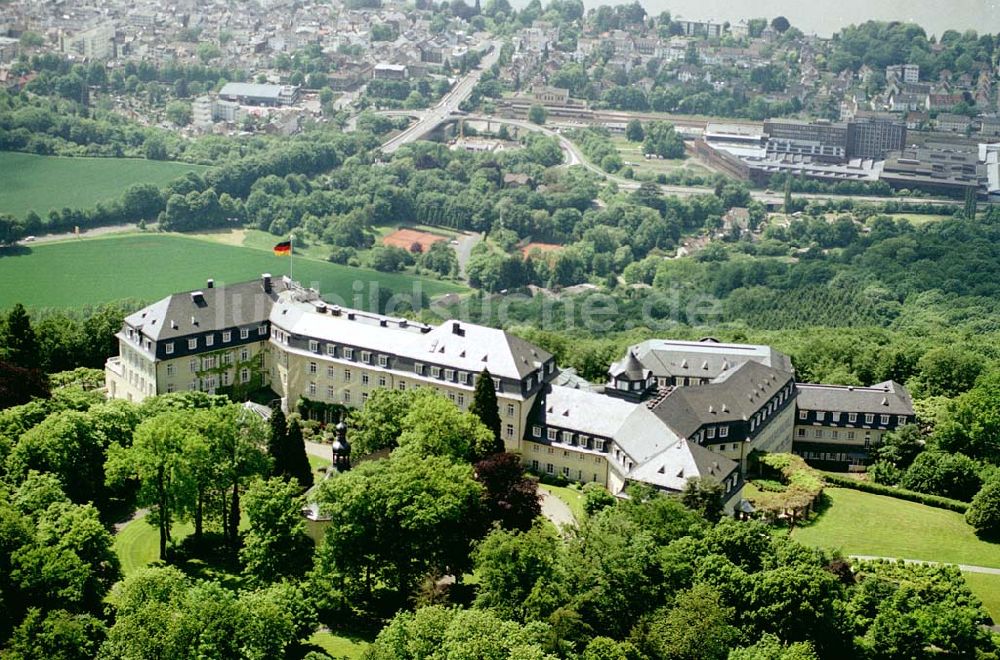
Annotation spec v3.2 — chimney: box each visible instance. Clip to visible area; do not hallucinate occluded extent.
[261,273,272,293]
[452,321,464,336]
[206,279,214,289]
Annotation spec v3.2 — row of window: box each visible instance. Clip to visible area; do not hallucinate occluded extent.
[298,337,523,394]
[530,460,602,483]
[797,450,866,466]
[799,410,905,426]
[747,382,794,434]
[796,427,878,446]
[531,444,604,462]
[164,368,253,393]
[164,326,265,354]
[531,425,607,451]
[165,348,253,375]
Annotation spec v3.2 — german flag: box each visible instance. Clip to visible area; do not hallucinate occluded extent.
[273,240,292,256]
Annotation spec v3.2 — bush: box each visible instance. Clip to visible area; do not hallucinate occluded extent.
[822,472,969,513]
[965,478,1000,538]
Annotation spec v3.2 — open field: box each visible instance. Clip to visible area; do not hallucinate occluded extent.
[0,233,465,310]
[791,488,1000,568]
[0,152,210,218]
[610,137,711,177]
[114,517,194,577]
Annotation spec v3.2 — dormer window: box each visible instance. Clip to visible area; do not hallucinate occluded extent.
[165,342,174,355]
[188,338,197,350]
[547,428,557,441]
[205,335,214,347]
[222,331,231,342]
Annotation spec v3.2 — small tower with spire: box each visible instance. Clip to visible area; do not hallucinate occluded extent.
[605,350,656,401]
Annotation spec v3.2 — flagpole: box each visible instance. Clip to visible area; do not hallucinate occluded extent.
[289,233,294,283]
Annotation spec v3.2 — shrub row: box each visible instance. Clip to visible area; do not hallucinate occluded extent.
[822,472,969,513]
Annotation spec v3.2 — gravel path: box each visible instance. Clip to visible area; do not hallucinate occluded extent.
[538,485,577,530]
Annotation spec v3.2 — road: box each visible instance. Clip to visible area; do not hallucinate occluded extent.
[20,223,139,246]
[380,42,501,154]
[454,231,482,279]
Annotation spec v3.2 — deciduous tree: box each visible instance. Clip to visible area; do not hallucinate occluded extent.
[240,477,313,584]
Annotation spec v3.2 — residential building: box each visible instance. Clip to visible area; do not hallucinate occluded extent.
[935,113,972,133]
[793,382,915,469]
[886,63,920,84]
[373,63,408,80]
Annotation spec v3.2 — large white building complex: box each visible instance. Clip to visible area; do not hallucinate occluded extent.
[106,276,916,509]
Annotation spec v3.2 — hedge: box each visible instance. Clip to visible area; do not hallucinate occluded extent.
[822,472,969,513]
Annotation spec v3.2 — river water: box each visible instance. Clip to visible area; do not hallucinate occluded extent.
[517,0,1000,38]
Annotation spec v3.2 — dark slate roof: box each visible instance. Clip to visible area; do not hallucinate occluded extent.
[648,361,793,438]
[125,278,285,342]
[630,338,793,381]
[795,381,914,416]
[609,351,651,381]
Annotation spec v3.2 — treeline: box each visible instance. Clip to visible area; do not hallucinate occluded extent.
[0,303,131,410]
[0,90,280,163]
[0,130,365,241]
[825,21,996,79]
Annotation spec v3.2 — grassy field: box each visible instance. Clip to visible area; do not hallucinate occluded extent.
[963,573,1000,621]
[610,137,711,177]
[308,631,370,659]
[0,233,464,310]
[792,488,1000,568]
[114,516,194,577]
[0,152,211,218]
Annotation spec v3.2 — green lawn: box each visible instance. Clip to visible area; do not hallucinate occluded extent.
[113,516,194,577]
[964,573,1000,622]
[540,484,586,523]
[0,151,210,218]
[792,488,1000,569]
[0,233,464,309]
[307,630,370,659]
